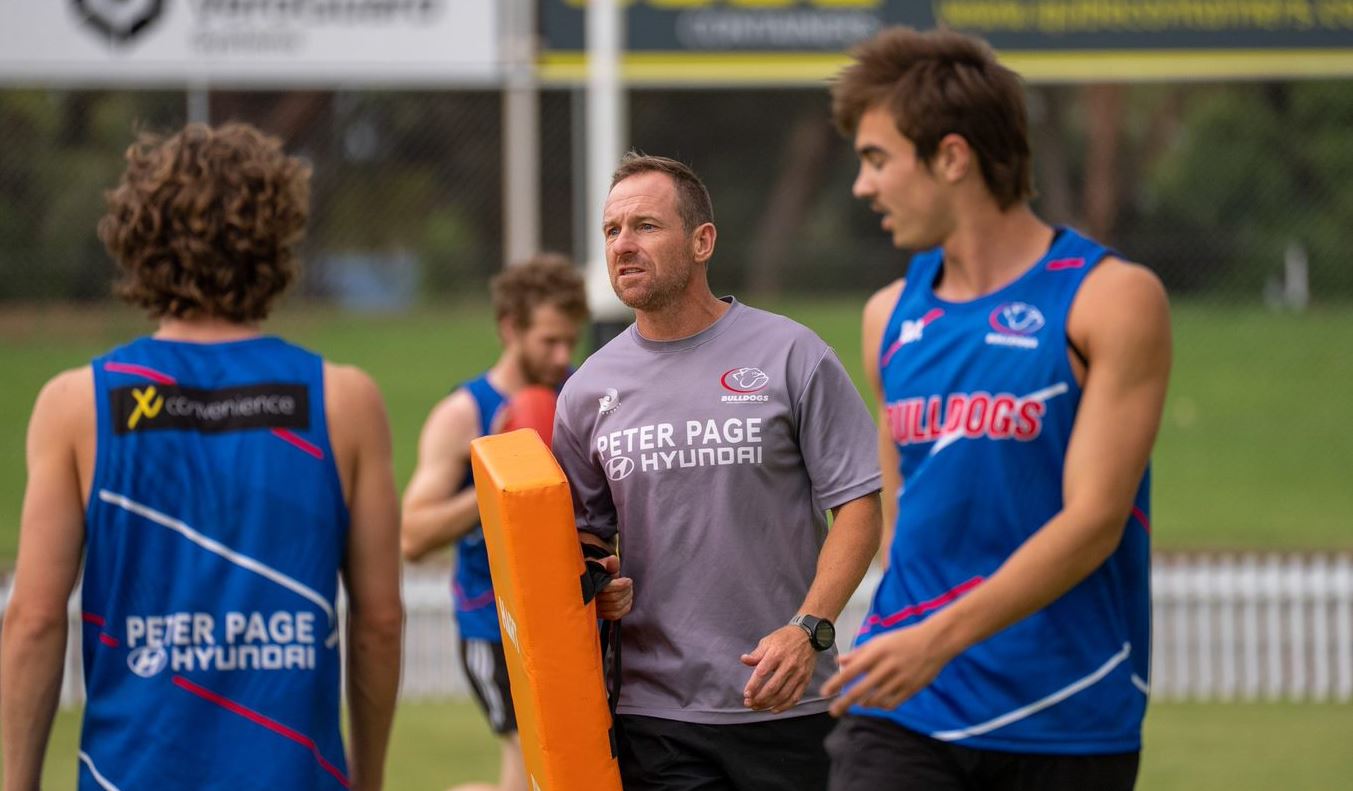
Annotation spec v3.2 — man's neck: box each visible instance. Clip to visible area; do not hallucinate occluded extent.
[487,353,530,396]
[934,204,1054,302]
[635,289,730,342]
[154,317,262,343]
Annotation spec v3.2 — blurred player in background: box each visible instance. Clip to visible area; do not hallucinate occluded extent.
[401,255,587,791]
[822,27,1172,791]
[0,122,403,790]
[552,153,882,790]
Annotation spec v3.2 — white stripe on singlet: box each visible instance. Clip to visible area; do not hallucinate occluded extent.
[99,490,340,647]
[930,643,1133,742]
[79,751,122,791]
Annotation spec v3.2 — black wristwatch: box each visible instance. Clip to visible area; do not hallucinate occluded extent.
[790,614,835,652]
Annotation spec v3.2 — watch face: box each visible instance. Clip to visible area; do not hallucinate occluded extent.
[813,620,835,648]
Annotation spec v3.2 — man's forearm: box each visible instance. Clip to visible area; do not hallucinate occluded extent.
[799,494,882,620]
[1,609,68,789]
[924,508,1125,663]
[345,610,402,790]
[401,489,481,561]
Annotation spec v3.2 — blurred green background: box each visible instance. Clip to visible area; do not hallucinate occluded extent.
[1,298,1348,562]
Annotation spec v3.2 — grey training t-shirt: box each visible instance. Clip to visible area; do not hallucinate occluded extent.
[552,298,882,724]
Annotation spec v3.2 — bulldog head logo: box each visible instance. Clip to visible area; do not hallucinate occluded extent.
[720,367,770,394]
[989,302,1046,336]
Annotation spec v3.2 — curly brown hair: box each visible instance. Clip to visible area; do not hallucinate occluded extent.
[831,27,1033,209]
[98,122,311,322]
[491,252,589,330]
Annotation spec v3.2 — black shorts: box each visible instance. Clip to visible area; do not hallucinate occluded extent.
[617,711,835,791]
[458,638,517,736]
[825,715,1139,791]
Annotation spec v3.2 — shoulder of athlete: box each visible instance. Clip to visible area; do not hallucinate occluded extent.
[1070,257,1171,363]
[861,278,906,378]
[417,386,480,451]
[29,365,94,456]
[862,278,905,335]
[33,365,94,414]
[323,362,392,455]
[324,362,385,417]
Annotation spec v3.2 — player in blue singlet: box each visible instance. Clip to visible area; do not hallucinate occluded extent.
[0,123,403,790]
[401,255,587,791]
[821,28,1172,791]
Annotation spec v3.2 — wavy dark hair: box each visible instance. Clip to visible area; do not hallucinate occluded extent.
[831,27,1033,209]
[98,122,311,322]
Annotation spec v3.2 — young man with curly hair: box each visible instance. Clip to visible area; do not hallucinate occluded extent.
[0,122,404,791]
[401,254,588,791]
[820,27,1171,790]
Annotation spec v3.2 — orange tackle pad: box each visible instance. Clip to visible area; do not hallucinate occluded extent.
[469,428,622,791]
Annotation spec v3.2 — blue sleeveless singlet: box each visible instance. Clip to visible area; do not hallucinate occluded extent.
[856,228,1152,754]
[81,336,350,789]
[450,373,507,641]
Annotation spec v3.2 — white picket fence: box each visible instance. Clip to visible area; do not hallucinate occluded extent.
[1151,553,1353,702]
[2,553,1350,708]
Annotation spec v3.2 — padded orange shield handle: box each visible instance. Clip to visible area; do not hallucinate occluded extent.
[470,428,622,791]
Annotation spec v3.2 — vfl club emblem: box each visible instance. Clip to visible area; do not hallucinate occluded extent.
[598,388,620,414]
[606,456,635,481]
[73,0,165,45]
[989,302,1046,336]
[127,645,168,678]
[720,367,769,394]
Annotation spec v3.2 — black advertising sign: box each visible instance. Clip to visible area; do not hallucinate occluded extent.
[539,0,1353,83]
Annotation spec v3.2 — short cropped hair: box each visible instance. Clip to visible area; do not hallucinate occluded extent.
[609,152,714,233]
[491,252,589,330]
[98,122,310,322]
[831,26,1033,209]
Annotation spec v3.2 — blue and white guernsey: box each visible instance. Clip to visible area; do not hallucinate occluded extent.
[856,227,1152,754]
[81,336,350,789]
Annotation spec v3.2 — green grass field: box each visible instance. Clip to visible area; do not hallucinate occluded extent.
[1,300,1350,786]
[8,700,1353,790]
[1,298,1349,562]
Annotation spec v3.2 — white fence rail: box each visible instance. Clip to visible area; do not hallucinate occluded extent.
[1,553,1350,708]
[1151,553,1353,702]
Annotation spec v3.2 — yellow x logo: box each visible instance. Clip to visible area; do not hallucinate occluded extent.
[127,386,164,430]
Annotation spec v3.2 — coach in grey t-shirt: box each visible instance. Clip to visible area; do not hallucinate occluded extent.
[553,153,881,791]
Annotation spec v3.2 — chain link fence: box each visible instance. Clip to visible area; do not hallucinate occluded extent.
[2,83,1352,303]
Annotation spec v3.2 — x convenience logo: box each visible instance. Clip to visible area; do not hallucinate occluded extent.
[126,386,164,430]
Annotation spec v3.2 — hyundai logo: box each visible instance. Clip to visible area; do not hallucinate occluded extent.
[606,456,635,481]
[127,645,168,678]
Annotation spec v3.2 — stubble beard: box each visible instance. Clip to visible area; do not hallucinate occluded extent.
[520,353,564,389]
[616,259,693,314]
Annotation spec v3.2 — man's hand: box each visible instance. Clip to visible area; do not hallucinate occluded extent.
[741,625,818,714]
[821,622,952,717]
[594,555,633,621]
